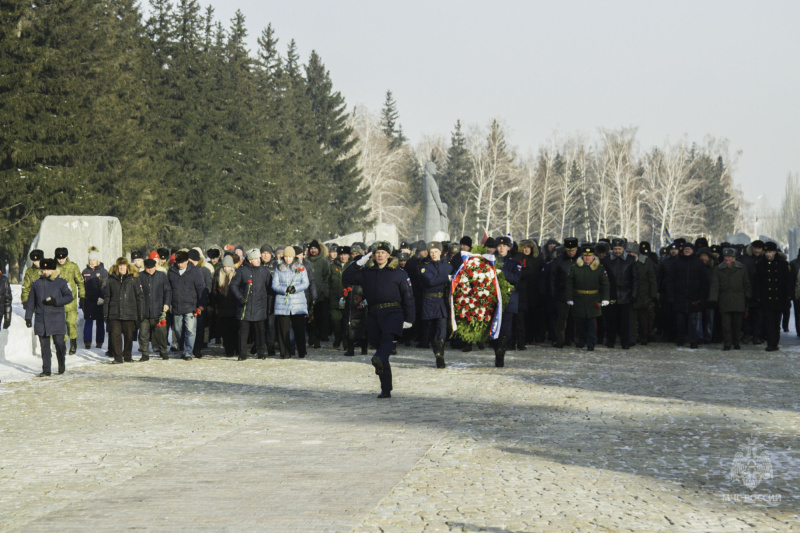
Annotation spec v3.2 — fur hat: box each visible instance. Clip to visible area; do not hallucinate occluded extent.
[723,248,736,258]
[373,241,393,254]
[397,252,411,262]
[54,247,69,259]
[246,248,260,260]
[697,247,712,257]
[283,246,296,259]
[595,242,609,255]
[131,251,143,260]
[157,248,170,261]
[144,258,157,269]
[188,249,202,262]
[626,241,639,254]
[428,241,443,252]
[350,243,363,255]
[611,238,626,249]
[30,249,44,262]
[563,238,579,250]
[765,241,778,252]
[484,237,497,248]
[496,236,512,247]
[115,256,130,267]
[337,246,351,255]
[459,236,473,248]
[206,248,221,259]
[751,240,766,249]
[40,258,57,270]
[174,251,190,264]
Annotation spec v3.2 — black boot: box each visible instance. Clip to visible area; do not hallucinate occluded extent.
[344,340,355,356]
[69,338,77,355]
[139,354,150,362]
[494,336,507,367]
[433,339,446,369]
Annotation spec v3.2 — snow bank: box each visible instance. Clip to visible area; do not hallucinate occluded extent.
[0,285,109,382]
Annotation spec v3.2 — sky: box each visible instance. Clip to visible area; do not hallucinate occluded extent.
[198,0,800,209]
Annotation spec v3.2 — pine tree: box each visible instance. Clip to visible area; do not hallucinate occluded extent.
[380,90,406,149]
[439,120,472,236]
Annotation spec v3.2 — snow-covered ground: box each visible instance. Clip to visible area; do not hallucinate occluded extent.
[0,285,111,382]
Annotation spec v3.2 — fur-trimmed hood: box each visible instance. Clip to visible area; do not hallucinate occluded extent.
[519,239,539,258]
[109,263,139,278]
[576,257,601,270]
[366,256,400,270]
[277,257,305,272]
[43,268,62,281]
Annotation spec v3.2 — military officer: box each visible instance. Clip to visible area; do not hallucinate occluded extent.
[753,241,793,351]
[418,241,453,368]
[565,244,610,351]
[55,247,86,354]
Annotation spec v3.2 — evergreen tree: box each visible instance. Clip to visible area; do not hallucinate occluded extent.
[380,90,406,149]
[439,120,472,236]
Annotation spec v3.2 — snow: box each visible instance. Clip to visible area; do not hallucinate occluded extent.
[0,285,109,382]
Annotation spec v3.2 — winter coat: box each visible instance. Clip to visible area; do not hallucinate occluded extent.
[329,258,349,308]
[602,253,639,305]
[21,265,40,304]
[211,268,240,319]
[25,269,74,336]
[168,262,208,315]
[709,260,751,313]
[565,257,610,319]
[753,256,793,311]
[418,257,453,320]
[82,263,108,321]
[657,255,678,297]
[272,258,310,316]
[139,269,172,319]
[515,248,544,311]
[1,274,11,328]
[549,253,577,302]
[667,254,710,313]
[494,252,522,314]
[58,259,85,314]
[344,283,368,340]
[307,247,330,300]
[104,267,145,322]
[230,262,272,322]
[342,256,415,338]
[633,255,658,307]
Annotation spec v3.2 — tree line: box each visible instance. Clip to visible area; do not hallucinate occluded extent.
[1,0,368,275]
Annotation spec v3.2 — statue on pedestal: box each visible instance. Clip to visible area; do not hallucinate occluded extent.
[423,162,449,242]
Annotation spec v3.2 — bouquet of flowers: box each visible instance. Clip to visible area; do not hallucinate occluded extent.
[450,248,507,344]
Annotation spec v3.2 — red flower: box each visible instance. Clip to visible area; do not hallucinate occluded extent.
[299,267,305,272]
[247,280,252,284]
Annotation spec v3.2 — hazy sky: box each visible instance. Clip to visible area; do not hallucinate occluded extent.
[200,0,800,208]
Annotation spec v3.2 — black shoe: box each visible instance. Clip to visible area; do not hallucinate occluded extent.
[182,355,192,361]
[640,341,648,345]
[723,345,731,351]
[333,340,341,349]
[377,392,391,399]
[96,342,103,349]
[433,340,445,368]
[391,345,397,355]
[476,342,485,350]
[105,350,112,357]
[516,345,526,351]
[552,342,564,348]
[344,350,355,356]
[69,338,77,355]
[752,338,764,345]
[160,353,169,360]
[766,345,779,352]
[298,353,306,358]
[238,355,248,361]
[587,346,594,351]
[139,355,150,362]
[575,343,585,349]
[606,344,614,349]
[84,342,91,349]
[734,344,741,350]
[313,342,321,349]
[621,345,630,350]
[371,355,384,375]
[38,372,51,377]
[57,365,65,374]
[690,343,698,349]
[494,336,507,367]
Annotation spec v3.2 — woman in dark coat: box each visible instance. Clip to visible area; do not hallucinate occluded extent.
[104,257,145,363]
[211,255,240,356]
[81,247,108,348]
[515,239,544,348]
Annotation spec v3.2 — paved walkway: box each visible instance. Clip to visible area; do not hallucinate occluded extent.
[1,336,799,532]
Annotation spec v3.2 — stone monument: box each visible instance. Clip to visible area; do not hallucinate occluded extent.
[423,161,449,242]
[25,216,123,272]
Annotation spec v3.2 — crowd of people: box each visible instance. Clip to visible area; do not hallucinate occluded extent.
[5,234,797,397]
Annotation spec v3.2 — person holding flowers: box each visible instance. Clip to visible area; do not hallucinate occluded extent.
[418,241,453,368]
[272,245,310,359]
[231,248,272,360]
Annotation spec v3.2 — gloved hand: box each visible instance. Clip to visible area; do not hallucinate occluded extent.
[26,319,32,328]
[402,321,413,329]
[79,297,85,308]
[356,252,372,267]
[567,301,574,306]
[97,298,105,306]
[601,300,610,307]
[44,297,56,306]
[240,297,247,305]
[286,286,296,294]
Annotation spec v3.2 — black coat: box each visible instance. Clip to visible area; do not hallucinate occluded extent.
[514,252,544,311]
[495,252,522,314]
[104,272,145,322]
[1,274,12,328]
[211,269,240,318]
[668,254,710,313]
[81,264,108,320]
[139,270,172,319]
[25,271,74,336]
[753,257,793,311]
[168,262,208,315]
[603,253,639,305]
[549,253,576,302]
[230,263,272,322]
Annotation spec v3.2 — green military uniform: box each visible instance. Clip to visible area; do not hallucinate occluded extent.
[21,265,41,305]
[565,250,610,350]
[58,259,85,341]
[328,258,350,347]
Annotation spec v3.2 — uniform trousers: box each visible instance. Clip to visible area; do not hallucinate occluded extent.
[720,312,744,348]
[554,301,574,345]
[39,335,66,374]
[762,309,782,349]
[367,312,399,394]
[630,302,651,344]
[424,317,447,342]
[574,317,597,349]
[605,303,631,348]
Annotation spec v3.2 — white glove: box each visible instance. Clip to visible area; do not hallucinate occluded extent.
[567,301,574,306]
[402,321,412,329]
[601,300,609,307]
[97,298,105,306]
[356,252,372,266]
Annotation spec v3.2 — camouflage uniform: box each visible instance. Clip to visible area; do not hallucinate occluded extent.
[21,265,41,305]
[58,259,86,340]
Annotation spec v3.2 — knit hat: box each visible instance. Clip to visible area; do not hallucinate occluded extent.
[283,246,296,259]
[222,255,235,268]
[246,248,260,260]
[88,246,101,262]
[148,251,159,260]
[292,245,303,256]
[309,240,321,251]
[260,244,274,254]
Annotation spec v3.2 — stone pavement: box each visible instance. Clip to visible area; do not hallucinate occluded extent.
[1,336,799,532]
